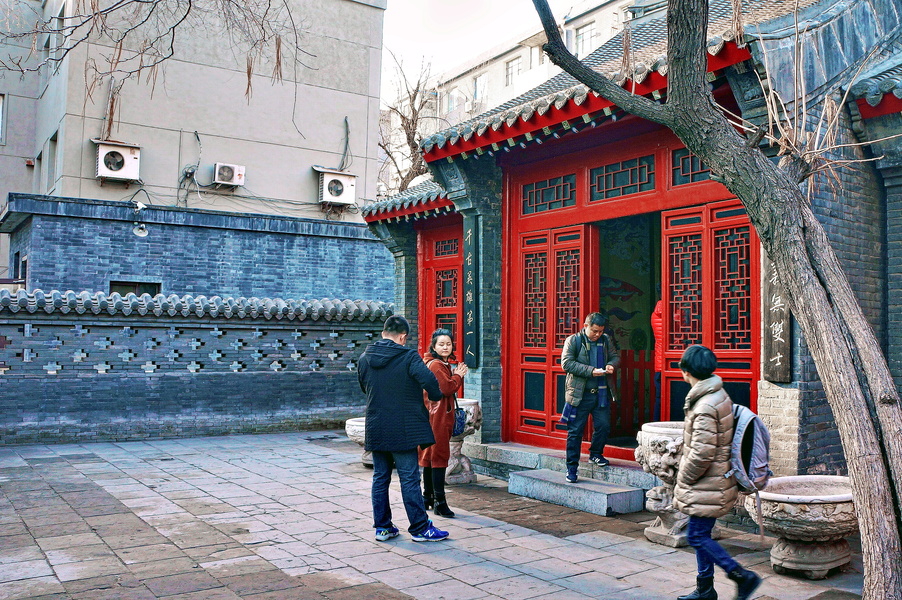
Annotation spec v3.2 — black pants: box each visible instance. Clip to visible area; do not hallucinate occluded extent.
[565,393,611,468]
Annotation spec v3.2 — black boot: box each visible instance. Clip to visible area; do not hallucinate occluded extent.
[432,467,455,517]
[422,466,434,509]
[677,576,717,600]
[433,494,456,518]
[727,567,761,600]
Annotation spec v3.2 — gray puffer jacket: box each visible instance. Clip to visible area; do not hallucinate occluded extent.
[673,375,738,518]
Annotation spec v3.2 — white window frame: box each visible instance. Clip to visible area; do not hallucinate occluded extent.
[505,57,522,87]
[575,22,596,58]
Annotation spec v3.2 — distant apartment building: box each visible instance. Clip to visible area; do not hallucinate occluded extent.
[0,0,393,300]
[379,0,632,195]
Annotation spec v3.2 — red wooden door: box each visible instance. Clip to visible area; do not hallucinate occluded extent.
[661,199,760,418]
[506,225,598,446]
[418,223,464,356]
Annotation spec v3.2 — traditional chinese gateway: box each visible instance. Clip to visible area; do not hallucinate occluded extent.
[364,0,902,475]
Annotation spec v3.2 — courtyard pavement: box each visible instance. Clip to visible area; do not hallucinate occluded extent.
[0,431,863,600]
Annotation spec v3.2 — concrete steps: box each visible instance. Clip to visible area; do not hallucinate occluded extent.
[508,468,646,516]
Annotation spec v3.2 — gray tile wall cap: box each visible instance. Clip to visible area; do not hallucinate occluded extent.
[422,0,824,154]
[848,48,902,108]
[361,179,449,217]
[0,289,393,322]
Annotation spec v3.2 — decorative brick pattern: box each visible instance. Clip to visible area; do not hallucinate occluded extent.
[0,293,394,444]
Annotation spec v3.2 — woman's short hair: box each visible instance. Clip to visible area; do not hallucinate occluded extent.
[428,328,456,360]
[678,345,717,379]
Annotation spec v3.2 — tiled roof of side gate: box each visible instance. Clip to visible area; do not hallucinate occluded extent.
[849,45,902,107]
[361,179,451,221]
[421,0,822,155]
[0,290,393,322]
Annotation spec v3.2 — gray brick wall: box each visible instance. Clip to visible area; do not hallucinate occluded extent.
[3,195,394,301]
[0,294,392,444]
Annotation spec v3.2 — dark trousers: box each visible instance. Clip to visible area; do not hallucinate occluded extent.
[565,393,611,468]
[371,449,429,536]
[686,516,740,577]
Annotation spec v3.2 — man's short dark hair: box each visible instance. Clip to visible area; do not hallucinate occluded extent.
[585,312,608,327]
[383,315,410,335]
[679,345,717,379]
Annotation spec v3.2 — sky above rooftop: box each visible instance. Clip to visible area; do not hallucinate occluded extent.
[380,0,574,101]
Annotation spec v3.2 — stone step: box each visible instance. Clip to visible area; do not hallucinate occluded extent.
[508,468,646,516]
[464,440,660,489]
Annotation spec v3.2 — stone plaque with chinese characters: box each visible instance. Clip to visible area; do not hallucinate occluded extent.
[462,216,480,367]
[762,255,792,382]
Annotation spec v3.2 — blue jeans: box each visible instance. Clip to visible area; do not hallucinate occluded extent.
[565,393,611,468]
[686,516,740,577]
[371,449,429,536]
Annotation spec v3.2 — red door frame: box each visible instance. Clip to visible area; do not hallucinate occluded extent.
[661,200,761,418]
[417,217,464,358]
[502,123,759,457]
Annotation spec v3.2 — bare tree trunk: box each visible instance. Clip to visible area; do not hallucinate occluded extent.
[532,0,902,595]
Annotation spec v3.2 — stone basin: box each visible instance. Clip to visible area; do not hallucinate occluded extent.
[746,475,857,579]
[344,417,372,467]
[747,475,857,541]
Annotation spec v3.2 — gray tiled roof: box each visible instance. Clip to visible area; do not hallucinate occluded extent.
[848,43,902,107]
[361,179,449,219]
[422,0,822,153]
[0,289,393,322]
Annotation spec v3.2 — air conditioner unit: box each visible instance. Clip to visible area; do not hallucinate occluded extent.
[312,165,357,205]
[213,162,246,186]
[464,100,473,112]
[92,140,141,182]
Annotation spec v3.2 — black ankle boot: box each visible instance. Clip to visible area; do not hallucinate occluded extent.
[423,493,434,510]
[422,466,433,509]
[677,576,717,600]
[433,494,455,518]
[727,567,761,600]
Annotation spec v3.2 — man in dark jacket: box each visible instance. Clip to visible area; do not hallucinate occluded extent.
[561,312,620,483]
[358,315,449,543]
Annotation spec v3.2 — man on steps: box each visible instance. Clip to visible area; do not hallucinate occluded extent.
[560,312,620,483]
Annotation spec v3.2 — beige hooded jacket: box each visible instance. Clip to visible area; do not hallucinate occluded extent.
[673,375,739,518]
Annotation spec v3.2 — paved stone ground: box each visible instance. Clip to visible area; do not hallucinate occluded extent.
[0,432,863,600]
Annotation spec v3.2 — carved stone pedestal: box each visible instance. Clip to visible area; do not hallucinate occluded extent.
[344,417,372,467]
[446,399,483,485]
[635,421,689,547]
[747,475,857,580]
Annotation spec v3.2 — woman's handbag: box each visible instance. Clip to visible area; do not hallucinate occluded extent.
[452,398,467,437]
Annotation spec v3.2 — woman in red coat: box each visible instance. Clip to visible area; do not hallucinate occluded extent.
[418,328,468,518]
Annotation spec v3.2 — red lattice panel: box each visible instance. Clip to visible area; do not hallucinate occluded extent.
[672,148,711,185]
[555,249,581,348]
[434,238,459,257]
[435,269,458,308]
[590,155,655,200]
[714,226,752,349]
[435,313,458,342]
[522,174,577,215]
[524,252,548,347]
[669,234,703,347]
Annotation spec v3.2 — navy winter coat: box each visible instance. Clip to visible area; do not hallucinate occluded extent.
[358,339,442,452]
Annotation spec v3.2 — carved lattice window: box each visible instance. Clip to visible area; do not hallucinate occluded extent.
[714,226,751,349]
[555,249,581,348]
[522,174,576,215]
[669,234,703,347]
[672,148,711,185]
[524,252,548,347]
[435,313,457,342]
[434,238,459,257]
[435,269,458,308]
[590,155,655,201]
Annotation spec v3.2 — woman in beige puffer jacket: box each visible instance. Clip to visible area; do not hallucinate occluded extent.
[672,345,760,600]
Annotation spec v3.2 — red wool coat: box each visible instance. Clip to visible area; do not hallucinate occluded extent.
[418,355,463,468]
